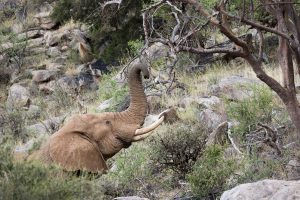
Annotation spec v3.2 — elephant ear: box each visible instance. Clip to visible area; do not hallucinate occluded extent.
[49,132,108,173]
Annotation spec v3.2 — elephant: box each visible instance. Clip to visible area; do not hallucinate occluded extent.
[35,63,165,173]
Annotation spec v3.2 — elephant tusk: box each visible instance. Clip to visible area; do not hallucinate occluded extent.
[133,116,165,141]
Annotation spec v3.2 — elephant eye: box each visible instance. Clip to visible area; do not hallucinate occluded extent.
[105,120,111,125]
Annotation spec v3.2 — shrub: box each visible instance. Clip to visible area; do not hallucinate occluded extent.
[226,84,274,135]
[97,74,128,112]
[102,144,160,199]
[149,120,207,179]
[187,145,236,199]
[1,109,28,142]
[0,142,105,200]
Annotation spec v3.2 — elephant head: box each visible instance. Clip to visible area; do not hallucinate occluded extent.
[37,63,165,173]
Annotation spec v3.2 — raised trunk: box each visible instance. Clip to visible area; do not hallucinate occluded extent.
[119,64,149,125]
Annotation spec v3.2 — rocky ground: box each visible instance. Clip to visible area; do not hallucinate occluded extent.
[1,2,300,200]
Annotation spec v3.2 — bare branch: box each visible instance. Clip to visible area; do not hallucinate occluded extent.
[258,30,264,61]
[218,9,290,40]
[100,0,122,9]
[166,1,183,13]
[171,12,181,43]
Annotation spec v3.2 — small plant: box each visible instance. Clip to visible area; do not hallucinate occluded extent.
[2,109,28,142]
[102,144,159,198]
[187,145,236,199]
[0,142,105,200]
[226,84,274,135]
[98,74,129,112]
[127,39,143,57]
[149,120,207,179]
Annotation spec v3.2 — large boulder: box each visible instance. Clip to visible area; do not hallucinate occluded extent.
[221,179,300,200]
[6,84,30,110]
[198,108,227,131]
[31,70,57,83]
[286,160,300,180]
[210,75,260,101]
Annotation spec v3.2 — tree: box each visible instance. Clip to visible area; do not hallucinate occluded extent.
[142,0,300,137]
[51,0,150,62]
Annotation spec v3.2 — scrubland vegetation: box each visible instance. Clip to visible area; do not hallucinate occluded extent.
[1,0,300,199]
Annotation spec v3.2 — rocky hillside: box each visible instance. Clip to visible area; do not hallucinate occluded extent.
[0,1,300,200]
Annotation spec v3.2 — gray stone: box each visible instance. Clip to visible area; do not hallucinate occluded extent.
[17,30,44,40]
[221,179,300,200]
[96,98,114,112]
[286,160,300,180]
[34,11,57,30]
[53,56,67,65]
[31,70,57,83]
[210,75,260,101]
[27,37,45,48]
[180,96,221,110]
[198,109,227,131]
[6,84,30,109]
[47,47,61,57]
[26,116,66,136]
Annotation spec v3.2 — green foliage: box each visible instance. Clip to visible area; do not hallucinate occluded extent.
[102,144,161,198]
[149,120,207,179]
[1,109,28,142]
[98,74,128,112]
[226,84,274,135]
[187,145,236,199]
[51,0,150,62]
[127,39,143,57]
[235,156,284,185]
[0,142,105,200]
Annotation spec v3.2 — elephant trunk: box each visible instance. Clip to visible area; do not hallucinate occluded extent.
[121,63,149,125]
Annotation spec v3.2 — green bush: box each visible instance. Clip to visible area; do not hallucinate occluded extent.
[226,84,274,135]
[0,142,105,200]
[187,145,236,199]
[97,74,129,112]
[149,120,207,179]
[102,144,160,198]
[234,156,285,185]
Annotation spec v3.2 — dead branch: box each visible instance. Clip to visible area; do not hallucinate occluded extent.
[227,125,243,155]
[100,0,122,9]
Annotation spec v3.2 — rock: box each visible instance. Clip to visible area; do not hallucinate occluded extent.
[31,70,57,83]
[27,37,45,48]
[53,56,67,65]
[11,23,24,33]
[179,96,222,110]
[220,179,300,200]
[143,108,180,127]
[210,75,260,101]
[46,62,64,71]
[26,116,66,136]
[206,121,228,146]
[114,197,149,200]
[17,30,44,40]
[34,11,57,30]
[44,30,70,47]
[286,160,300,180]
[198,109,227,131]
[57,76,78,92]
[26,47,47,56]
[47,47,61,57]
[38,80,55,94]
[96,98,114,112]
[0,42,13,52]
[6,84,30,110]
[145,42,169,60]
